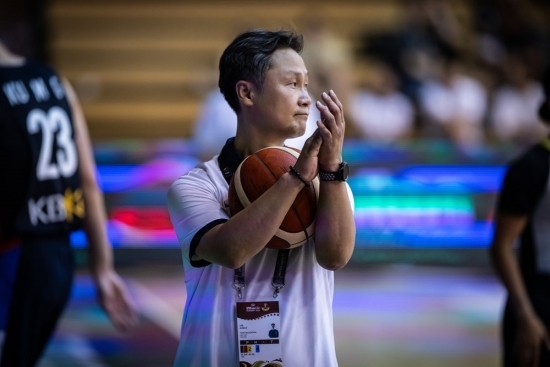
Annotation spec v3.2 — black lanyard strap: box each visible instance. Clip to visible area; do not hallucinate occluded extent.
[272,249,290,298]
[218,138,290,299]
[233,265,245,299]
[232,250,289,299]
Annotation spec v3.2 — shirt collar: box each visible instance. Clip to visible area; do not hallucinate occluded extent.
[217,137,243,184]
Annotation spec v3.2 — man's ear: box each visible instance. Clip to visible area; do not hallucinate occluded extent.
[236,81,255,108]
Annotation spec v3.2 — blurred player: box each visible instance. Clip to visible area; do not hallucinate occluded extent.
[490,68,550,367]
[0,39,138,366]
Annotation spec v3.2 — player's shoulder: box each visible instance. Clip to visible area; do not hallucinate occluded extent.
[21,59,58,77]
[509,143,549,171]
[169,157,224,191]
[505,143,550,186]
[169,164,208,190]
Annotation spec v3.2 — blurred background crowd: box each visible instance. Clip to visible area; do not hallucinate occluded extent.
[193,0,550,159]
[3,0,549,155]
[351,0,549,149]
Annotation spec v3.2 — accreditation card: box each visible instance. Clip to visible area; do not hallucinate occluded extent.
[236,301,283,366]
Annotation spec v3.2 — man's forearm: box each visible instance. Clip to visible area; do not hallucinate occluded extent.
[314,182,355,270]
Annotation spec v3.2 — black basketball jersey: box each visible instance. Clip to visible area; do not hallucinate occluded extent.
[497,139,550,295]
[0,60,84,241]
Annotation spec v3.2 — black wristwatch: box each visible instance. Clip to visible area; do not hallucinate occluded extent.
[318,162,349,182]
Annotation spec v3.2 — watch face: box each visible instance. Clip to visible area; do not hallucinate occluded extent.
[340,162,349,181]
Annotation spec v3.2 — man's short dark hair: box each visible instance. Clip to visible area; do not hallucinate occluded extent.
[218,29,304,113]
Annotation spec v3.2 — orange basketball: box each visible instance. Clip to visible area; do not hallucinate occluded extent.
[228,146,319,249]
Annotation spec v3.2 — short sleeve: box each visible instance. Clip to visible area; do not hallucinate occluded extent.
[167,168,229,267]
[497,150,548,216]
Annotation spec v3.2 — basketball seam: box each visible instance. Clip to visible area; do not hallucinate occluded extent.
[275,221,316,246]
[254,152,280,183]
[234,163,250,207]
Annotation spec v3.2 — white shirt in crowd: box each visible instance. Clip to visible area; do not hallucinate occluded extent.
[349,90,415,142]
[490,81,546,141]
[420,75,488,127]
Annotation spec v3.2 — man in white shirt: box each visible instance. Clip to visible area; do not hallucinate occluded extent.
[167,29,355,367]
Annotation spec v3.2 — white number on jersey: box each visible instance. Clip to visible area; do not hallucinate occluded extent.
[27,107,78,181]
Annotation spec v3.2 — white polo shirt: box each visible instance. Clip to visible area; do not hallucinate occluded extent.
[167,155,346,367]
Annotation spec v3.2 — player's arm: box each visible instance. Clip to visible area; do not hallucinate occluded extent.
[490,212,550,366]
[63,78,138,331]
[314,90,356,270]
[195,133,322,269]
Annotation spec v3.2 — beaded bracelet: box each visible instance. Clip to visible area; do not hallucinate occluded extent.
[289,165,311,187]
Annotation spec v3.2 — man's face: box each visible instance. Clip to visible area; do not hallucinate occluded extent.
[252,48,311,140]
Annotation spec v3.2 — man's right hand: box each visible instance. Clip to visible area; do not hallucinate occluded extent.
[293,128,322,183]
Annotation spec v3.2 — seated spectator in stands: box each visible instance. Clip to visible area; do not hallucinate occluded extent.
[349,62,415,143]
[471,0,547,81]
[191,89,237,161]
[489,55,547,144]
[298,15,358,136]
[192,89,320,160]
[419,54,488,149]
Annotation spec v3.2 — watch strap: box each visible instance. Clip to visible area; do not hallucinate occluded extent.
[318,170,339,181]
[319,162,348,182]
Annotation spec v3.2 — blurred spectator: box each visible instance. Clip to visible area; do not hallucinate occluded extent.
[418,54,488,148]
[489,55,548,144]
[470,0,508,70]
[298,14,358,136]
[470,0,548,79]
[349,62,415,143]
[191,89,237,161]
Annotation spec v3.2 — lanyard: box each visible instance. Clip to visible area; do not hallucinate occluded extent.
[218,138,290,299]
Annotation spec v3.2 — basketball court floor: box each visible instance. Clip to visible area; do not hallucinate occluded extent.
[34,261,505,367]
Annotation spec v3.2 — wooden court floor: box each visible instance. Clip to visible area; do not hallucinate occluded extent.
[38,263,505,367]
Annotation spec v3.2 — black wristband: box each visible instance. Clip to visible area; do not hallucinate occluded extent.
[289,165,310,187]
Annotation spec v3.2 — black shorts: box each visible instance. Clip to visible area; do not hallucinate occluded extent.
[0,234,75,367]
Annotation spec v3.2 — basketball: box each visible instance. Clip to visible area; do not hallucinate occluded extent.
[228,146,319,249]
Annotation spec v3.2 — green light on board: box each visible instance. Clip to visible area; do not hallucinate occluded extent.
[354,195,473,212]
